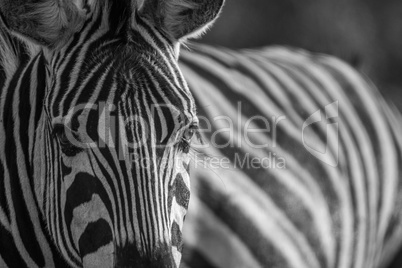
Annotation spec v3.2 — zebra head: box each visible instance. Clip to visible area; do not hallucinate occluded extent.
[1,0,223,267]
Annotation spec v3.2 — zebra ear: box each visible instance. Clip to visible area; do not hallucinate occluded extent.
[0,0,90,48]
[139,0,225,41]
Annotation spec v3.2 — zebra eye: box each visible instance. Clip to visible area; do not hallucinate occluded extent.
[52,125,69,145]
[52,124,82,155]
[183,126,196,141]
[184,123,199,142]
[179,124,198,153]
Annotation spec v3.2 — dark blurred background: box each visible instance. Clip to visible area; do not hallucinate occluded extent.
[198,0,402,110]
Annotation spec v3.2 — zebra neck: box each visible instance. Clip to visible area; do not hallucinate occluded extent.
[0,51,50,235]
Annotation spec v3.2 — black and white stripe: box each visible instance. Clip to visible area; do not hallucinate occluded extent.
[4,0,400,267]
[0,0,227,267]
[179,44,402,268]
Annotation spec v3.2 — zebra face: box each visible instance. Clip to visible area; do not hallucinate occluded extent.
[47,38,196,267]
[1,0,223,267]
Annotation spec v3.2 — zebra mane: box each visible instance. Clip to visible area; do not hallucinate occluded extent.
[0,17,41,78]
[0,21,21,77]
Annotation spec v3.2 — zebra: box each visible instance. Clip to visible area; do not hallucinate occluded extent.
[1,0,401,268]
[0,0,224,267]
[178,44,402,268]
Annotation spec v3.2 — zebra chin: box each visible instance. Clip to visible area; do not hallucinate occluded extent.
[77,221,180,268]
[78,235,180,268]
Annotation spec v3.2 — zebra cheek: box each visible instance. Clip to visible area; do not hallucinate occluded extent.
[63,172,115,266]
[70,199,115,267]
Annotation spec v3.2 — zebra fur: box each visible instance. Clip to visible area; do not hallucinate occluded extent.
[179,44,402,268]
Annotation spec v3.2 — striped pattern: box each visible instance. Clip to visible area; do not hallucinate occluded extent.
[179,44,402,268]
[0,1,200,267]
[2,0,401,267]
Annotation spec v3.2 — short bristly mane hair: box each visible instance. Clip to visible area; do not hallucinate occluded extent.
[0,14,41,80]
[0,20,22,78]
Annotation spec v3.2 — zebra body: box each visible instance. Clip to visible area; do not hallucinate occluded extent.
[179,45,402,268]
